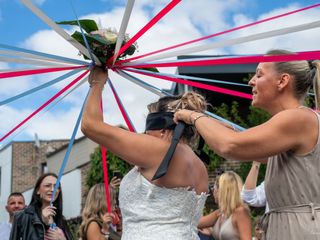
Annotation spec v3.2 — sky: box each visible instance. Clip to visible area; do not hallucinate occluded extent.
[0,0,319,148]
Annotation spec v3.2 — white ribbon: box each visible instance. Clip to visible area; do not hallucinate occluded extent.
[112,0,135,66]
[124,20,320,65]
[20,0,101,65]
[0,49,82,65]
[0,56,72,67]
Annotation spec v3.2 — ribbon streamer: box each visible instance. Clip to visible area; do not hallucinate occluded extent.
[0,49,83,66]
[108,0,181,64]
[50,90,90,206]
[123,20,320,65]
[120,3,320,63]
[20,0,101,64]
[112,0,136,65]
[108,79,136,132]
[0,65,87,79]
[124,69,252,99]
[120,50,320,69]
[0,43,88,65]
[127,68,249,87]
[0,56,74,68]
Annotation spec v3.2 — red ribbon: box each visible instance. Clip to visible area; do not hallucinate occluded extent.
[101,145,112,213]
[0,70,89,142]
[0,65,87,79]
[108,0,181,65]
[125,69,252,100]
[109,81,135,132]
[99,99,112,213]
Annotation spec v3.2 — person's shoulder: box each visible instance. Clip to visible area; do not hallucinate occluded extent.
[234,205,250,216]
[86,220,102,235]
[273,107,315,123]
[14,205,35,221]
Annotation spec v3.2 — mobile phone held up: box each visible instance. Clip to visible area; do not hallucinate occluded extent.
[113,170,122,179]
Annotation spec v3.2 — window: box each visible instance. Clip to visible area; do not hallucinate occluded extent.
[41,163,48,174]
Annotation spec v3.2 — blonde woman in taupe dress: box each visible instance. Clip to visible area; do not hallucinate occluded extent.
[175,50,320,240]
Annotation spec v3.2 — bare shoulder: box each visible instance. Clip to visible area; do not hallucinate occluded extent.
[234,205,250,217]
[87,220,101,234]
[271,108,316,125]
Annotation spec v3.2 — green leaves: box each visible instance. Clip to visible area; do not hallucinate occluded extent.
[86,147,131,188]
[57,19,99,33]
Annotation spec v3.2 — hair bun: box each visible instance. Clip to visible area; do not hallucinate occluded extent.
[179,91,207,112]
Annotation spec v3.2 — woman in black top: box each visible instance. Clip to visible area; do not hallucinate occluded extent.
[10,172,72,240]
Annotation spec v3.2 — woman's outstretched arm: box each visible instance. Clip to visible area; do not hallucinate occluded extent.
[81,67,173,169]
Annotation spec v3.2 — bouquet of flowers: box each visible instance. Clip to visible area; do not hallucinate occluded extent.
[57,19,137,64]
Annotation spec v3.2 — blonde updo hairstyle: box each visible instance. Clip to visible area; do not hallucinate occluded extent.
[147,91,207,148]
[267,50,320,109]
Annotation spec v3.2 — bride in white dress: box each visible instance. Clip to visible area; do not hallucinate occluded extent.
[82,67,209,240]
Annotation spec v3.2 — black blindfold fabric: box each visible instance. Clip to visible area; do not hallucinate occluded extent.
[145,112,176,131]
[152,122,186,181]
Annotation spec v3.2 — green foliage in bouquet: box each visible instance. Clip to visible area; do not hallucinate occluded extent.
[57,19,137,64]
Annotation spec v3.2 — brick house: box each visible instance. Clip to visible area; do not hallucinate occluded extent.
[0,139,68,222]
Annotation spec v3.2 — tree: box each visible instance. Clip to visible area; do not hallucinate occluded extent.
[86,147,131,188]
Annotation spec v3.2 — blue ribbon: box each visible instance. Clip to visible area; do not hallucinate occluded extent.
[69,0,96,65]
[49,90,90,228]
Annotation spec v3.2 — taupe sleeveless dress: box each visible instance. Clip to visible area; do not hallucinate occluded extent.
[264,109,320,240]
[212,215,240,240]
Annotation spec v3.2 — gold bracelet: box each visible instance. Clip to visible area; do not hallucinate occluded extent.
[193,114,207,126]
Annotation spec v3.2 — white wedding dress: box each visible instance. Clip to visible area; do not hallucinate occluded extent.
[119,167,207,240]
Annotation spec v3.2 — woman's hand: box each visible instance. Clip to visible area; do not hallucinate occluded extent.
[101,212,115,234]
[89,67,108,88]
[110,176,121,189]
[174,109,201,125]
[41,206,56,225]
[45,227,66,240]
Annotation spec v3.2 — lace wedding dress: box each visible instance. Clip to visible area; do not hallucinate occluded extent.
[119,167,207,240]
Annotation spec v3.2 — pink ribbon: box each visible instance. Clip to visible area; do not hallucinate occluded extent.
[125,69,252,99]
[0,65,87,79]
[101,145,112,213]
[109,82,136,132]
[99,99,112,213]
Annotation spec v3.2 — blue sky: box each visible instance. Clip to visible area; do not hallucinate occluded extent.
[0,0,319,146]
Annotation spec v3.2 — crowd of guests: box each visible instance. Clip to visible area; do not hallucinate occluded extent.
[0,50,319,239]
